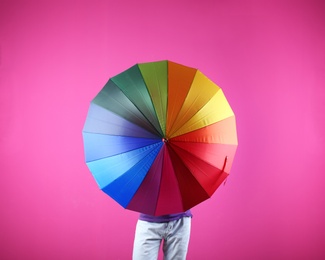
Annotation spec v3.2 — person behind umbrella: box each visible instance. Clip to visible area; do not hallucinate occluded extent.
[132,210,192,260]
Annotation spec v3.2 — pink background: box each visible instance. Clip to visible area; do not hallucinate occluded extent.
[1,0,325,259]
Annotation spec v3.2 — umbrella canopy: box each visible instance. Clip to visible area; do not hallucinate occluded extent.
[82,60,238,216]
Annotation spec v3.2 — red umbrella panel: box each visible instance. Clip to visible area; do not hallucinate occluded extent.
[82,60,238,216]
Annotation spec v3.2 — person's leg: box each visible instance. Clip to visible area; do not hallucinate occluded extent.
[132,220,163,260]
[163,217,191,260]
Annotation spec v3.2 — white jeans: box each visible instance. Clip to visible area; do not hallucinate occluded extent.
[132,217,191,260]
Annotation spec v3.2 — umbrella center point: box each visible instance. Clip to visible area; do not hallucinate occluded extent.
[162,138,168,143]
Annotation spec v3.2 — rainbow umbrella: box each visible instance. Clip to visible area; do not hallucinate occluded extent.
[82,60,238,216]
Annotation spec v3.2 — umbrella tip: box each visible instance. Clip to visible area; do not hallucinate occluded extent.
[162,138,169,143]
